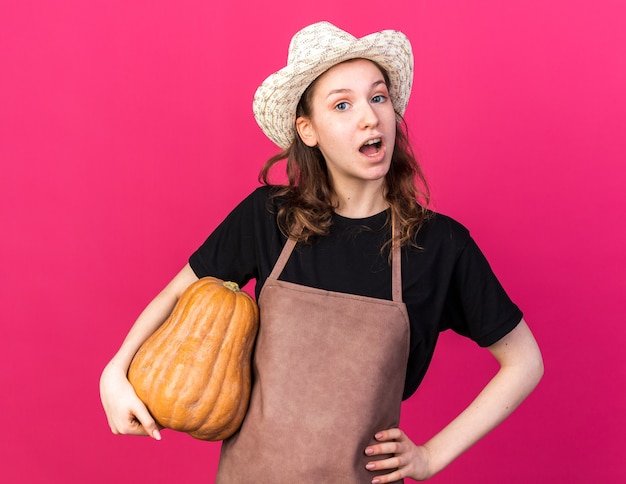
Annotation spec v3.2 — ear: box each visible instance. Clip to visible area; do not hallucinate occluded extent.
[296,116,318,147]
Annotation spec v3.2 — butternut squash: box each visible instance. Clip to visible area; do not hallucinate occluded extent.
[128,277,259,441]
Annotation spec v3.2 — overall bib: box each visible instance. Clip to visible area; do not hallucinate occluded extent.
[217,231,410,483]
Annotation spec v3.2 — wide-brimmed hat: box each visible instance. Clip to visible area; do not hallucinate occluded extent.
[253,21,414,149]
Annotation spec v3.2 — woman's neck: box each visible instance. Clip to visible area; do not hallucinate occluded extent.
[332,183,388,219]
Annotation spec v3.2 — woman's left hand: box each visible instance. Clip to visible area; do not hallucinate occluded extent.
[364,321,543,483]
[364,428,432,483]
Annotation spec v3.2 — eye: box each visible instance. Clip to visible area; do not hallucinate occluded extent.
[372,94,387,104]
[335,101,350,111]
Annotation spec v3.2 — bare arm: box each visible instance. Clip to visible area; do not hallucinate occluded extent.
[366,319,544,482]
[99,263,199,439]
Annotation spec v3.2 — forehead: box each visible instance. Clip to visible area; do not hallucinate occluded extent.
[312,58,388,91]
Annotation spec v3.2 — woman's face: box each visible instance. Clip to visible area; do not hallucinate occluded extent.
[296,59,397,192]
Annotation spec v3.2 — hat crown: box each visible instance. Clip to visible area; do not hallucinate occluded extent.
[287,22,356,65]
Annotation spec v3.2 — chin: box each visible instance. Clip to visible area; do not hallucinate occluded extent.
[364,167,390,181]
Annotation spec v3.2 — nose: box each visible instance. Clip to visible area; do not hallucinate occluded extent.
[358,102,379,129]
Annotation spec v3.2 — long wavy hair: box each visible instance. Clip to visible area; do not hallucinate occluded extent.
[258,62,430,250]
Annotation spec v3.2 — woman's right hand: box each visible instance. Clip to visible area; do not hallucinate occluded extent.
[99,362,162,440]
[99,264,199,440]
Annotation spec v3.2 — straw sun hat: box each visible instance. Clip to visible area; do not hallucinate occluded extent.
[253,21,414,149]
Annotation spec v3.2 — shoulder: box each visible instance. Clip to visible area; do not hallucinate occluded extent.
[232,186,287,242]
[415,210,471,253]
[242,184,273,206]
[226,185,279,220]
[241,185,286,212]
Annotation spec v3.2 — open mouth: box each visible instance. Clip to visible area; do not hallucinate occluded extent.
[359,138,382,156]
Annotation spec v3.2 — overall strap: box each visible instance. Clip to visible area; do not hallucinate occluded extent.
[391,218,403,303]
[267,235,298,281]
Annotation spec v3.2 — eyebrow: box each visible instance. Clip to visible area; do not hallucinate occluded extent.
[326,80,388,99]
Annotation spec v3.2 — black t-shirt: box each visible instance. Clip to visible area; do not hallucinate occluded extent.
[189,186,522,399]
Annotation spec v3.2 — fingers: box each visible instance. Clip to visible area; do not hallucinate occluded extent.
[111,404,161,440]
[104,396,161,439]
[110,412,161,440]
[365,428,419,483]
[365,453,405,484]
[370,468,403,484]
[131,403,162,440]
[374,428,403,441]
[365,428,405,457]
[100,368,161,440]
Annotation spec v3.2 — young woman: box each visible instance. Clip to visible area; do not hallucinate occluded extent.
[100,22,543,483]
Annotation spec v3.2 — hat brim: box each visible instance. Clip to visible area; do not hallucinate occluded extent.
[253,28,414,149]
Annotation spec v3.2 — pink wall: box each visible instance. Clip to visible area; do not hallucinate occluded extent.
[2,1,624,482]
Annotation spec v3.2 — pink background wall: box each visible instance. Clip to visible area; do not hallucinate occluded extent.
[2,1,624,482]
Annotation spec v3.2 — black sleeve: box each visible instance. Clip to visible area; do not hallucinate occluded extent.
[441,236,523,347]
[188,189,262,288]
